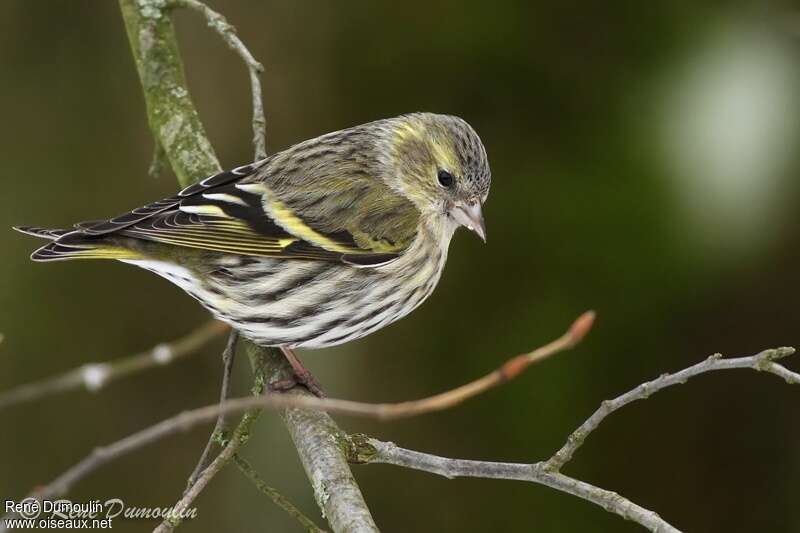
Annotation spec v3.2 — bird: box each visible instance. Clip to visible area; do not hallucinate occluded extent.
[14,112,491,395]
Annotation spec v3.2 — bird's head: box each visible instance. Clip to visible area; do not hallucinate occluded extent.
[381,113,491,241]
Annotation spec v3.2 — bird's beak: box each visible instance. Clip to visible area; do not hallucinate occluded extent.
[451,202,487,242]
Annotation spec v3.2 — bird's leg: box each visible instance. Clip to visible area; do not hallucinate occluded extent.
[268,346,325,397]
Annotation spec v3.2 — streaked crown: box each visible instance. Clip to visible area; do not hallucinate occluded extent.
[381,113,491,214]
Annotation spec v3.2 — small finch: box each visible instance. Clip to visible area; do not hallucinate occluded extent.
[15,113,491,394]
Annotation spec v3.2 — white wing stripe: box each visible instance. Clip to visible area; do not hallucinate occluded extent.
[202,193,249,206]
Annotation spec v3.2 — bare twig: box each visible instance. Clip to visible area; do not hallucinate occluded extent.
[154,402,262,533]
[169,0,267,159]
[352,437,679,533]
[156,333,262,532]
[116,311,592,423]
[6,343,795,532]
[545,347,799,471]
[0,320,228,410]
[359,310,593,418]
[181,311,590,421]
[185,330,239,491]
[234,454,327,533]
[342,346,798,532]
[1,315,587,519]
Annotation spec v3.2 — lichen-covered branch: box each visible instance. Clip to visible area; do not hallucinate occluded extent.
[241,344,380,533]
[117,2,376,531]
[169,0,267,159]
[119,0,220,187]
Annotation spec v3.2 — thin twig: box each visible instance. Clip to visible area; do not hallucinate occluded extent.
[6,343,796,531]
[354,438,679,533]
[185,330,239,491]
[234,455,327,533]
[545,347,799,471]
[153,405,262,532]
[170,0,267,159]
[0,321,228,411]
[1,315,589,517]
[229,311,591,420]
[155,333,261,533]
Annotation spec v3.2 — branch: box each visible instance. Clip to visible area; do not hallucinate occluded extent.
[153,420,253,533]
[0,320,227,410]
[343,346,798,532]
[5,323,796,532]
[154,355,263,533]
[170,0,267,159]
[184,330,239,491]
[2,316,586,516]
[203,311,592,421]
[234,454,328,533]
[545,346,799,471]
[242,344,380,532]
[118,0,220,188]
[352,438,679,533]
[31,334,795,446]
[118,2,375,530]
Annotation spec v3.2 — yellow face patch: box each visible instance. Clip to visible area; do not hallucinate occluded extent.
[388,117,465,212]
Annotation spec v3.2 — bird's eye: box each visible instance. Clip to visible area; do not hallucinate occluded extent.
[437,169,454,188]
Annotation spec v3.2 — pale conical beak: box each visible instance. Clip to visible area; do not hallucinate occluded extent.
[451,202,487,242]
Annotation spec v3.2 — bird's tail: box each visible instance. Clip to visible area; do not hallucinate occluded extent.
[13,225,140,262]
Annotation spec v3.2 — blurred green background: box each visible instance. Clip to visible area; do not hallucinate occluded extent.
[2,1,800,531]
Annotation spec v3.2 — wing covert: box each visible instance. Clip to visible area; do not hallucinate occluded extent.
[74,157,419,267]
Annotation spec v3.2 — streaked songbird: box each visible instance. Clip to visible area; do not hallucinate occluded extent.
[15,113,491,395]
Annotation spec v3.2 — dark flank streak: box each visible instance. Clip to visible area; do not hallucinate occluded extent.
[248,264,334,305]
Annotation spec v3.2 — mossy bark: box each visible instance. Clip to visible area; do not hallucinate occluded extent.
[119,0,219,187]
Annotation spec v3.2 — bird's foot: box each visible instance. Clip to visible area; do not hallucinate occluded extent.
[270,346,326,397]
[268,370,325,398]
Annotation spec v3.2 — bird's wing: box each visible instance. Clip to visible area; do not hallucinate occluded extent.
[77,163,418,267]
